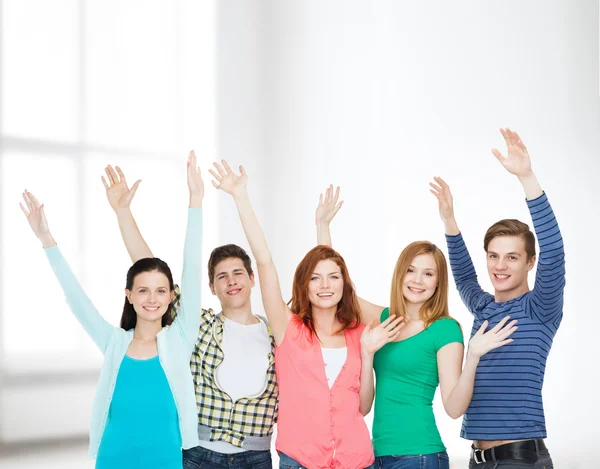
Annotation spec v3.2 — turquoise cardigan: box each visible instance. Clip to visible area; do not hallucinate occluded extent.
[45,208,202,458]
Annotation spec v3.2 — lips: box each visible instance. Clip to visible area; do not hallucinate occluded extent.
[494,274,511,280]
[226,288,242,296]
[407,286,426,293]
[143,306,160,312]
[317,293,334,298]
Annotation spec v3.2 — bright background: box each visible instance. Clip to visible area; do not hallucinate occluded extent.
[1,1,598,468]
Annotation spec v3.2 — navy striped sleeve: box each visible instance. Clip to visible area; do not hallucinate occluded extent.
[525,193,566,327]
[445,233,494,319]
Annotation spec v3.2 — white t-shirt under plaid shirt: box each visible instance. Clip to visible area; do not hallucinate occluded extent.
[189,310,278,450]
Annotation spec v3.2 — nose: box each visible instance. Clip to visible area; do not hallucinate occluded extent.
[148,292,158,303]
[414,274,424,285]
[496,258,507,270]
[320,278,330,289]
[228,276,238,286]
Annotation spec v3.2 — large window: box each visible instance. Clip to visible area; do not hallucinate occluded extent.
[0,0,216,373]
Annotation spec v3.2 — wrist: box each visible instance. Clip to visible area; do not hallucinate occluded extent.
[517,170,536,183]
[361,347,375,361]
[233,191,249,202]
[189,194,203,208]
[465,349,481,364]
[40,234,56,249]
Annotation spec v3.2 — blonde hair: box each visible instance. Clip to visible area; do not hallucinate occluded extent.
[390,241,452,327]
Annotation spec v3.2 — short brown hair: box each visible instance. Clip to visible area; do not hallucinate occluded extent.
[288,245,361,337]
[484,219,536,260]
[208,244,254,284]
[390,241,453,328]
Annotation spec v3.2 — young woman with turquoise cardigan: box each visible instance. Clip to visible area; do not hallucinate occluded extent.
[19,152,204,469]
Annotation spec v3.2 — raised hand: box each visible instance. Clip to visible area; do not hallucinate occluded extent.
[187,150,204,205]
[360,315,405,356]
[209,160,248,198]
[315,185,343,226]
[19,190,55,247]
[467,316,518,359]
[492,128,533,178]
[429,177,455,223]
[101,165,141,212]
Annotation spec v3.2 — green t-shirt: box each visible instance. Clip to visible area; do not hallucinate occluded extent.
[372,308,463,456]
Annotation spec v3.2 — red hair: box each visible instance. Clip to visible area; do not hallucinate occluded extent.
[288,245,361,337]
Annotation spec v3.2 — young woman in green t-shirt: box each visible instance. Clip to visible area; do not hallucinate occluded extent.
[315,185,517,469]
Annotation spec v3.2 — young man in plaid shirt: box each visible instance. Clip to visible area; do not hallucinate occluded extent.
[102,164,277,469]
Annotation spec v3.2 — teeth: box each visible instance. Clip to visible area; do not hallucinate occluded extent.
[495,274,509,279]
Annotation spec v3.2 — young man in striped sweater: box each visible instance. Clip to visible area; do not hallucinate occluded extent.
[430,128,565,468]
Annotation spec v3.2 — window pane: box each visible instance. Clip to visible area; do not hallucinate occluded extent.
[0,153,84,354]
[85,0,180,151]
[1,0,79,142]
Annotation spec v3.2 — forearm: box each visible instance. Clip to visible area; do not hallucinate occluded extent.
[189,194,203,209]
[39,233,57,249]
[518,171,543,200]
[443,217,460,236]
[443,354,479,419]
[317,223,332,246]
[115,208,153,262]
[233,192,273,266]
[359,351,375,415]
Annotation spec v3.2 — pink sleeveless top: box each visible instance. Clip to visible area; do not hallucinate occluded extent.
[275,317,374,469]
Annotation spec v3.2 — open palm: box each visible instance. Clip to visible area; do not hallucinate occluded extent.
[492,128,532,177]
[101,165,141,211]
[209,160,248,197]
[429,177,454,222]
[361,315,404,356]
[19,190,51,240]
[315,185,343,225]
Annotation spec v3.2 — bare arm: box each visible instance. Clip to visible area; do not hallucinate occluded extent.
[209,161,291,345]
[358,316,404,415]
[315,185,386,325]
[438,317,517,419]
[101,165,153,262]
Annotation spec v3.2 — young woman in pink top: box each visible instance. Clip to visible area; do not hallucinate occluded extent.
[208,161,403,469]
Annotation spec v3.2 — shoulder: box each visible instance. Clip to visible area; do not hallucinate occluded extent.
[380,307,391,322]
[428,317,463,340]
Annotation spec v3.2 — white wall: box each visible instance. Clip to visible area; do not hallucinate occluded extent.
[219,1,599,467]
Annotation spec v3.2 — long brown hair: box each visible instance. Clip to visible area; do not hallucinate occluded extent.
[390,241,452,327]
[288,245,361,337]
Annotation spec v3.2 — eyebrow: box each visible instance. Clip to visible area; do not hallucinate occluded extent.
[488,251,522,256]
[216,268,246,276]
[312,271,341,276]
[409,265,436,271]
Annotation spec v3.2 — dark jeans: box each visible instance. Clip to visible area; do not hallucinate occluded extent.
[278,452,375,469]
[183,445,272,469]
[376,451,449,469]
[468,448,553,468]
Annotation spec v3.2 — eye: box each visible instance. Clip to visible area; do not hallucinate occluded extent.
[330,275,340,280]
[158,289,167,294]
[311,276,319,281]
[139,288,147,293]
[509,256,517,261]
[488,254,497,259]
[425,272,433,277]
[407,268,414,273]
[217,275,225,280]
[235,272,243,276]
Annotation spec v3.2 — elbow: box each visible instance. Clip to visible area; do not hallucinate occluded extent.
[359,404,372,416]
[445,407,465,420]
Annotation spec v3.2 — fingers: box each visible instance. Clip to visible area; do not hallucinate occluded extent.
[318,193,323,207]
[379,314,396,328]
[476,320,489,335]
[27,190,41,209]
[130,180,142,197]
[208,168,221,183]
[19,202,29,217]
[491,148,505,164]
[333,185,340,204]
[106,165,119,185]
[115,166,126,184]
[101,175,109,190]
[211,179,220,190]
[239,165,247,176]
[490,315,511,333]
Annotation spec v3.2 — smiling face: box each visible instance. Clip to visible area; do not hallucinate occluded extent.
[486,235,535,302]
[307,259,344,310]
[402,253,438,307]
[126,271,174,323]
[209,257,255,311]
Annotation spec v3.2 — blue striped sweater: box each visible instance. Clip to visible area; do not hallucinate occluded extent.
[446,192,565,440]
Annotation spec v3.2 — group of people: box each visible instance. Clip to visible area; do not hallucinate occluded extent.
[21,128,565,469]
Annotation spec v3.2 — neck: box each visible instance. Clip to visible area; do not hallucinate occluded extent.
[494,283,530,303]
[133,318,162,340]
[312,306,340,334]
[405,301,422,322]
[222,303,258,325]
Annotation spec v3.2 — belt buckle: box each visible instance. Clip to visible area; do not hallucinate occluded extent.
[471,447,486,464]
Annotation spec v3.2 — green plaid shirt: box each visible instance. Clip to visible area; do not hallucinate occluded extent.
[189,308,278,447]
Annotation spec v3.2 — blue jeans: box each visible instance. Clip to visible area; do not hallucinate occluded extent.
[183,445,272,469]
[278,452,375,469]
[376,451,449,469]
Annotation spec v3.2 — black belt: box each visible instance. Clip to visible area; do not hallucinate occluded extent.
[471,439,547,464]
